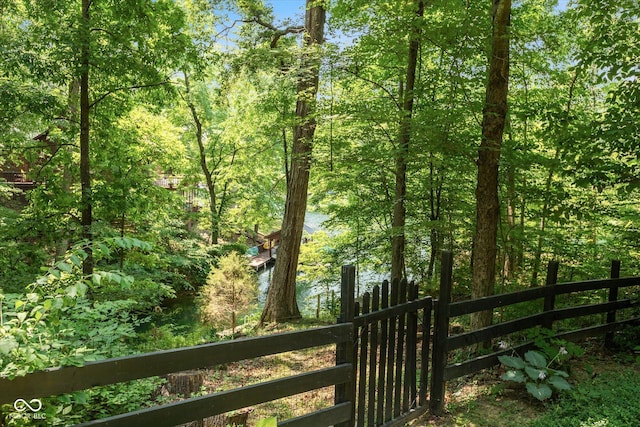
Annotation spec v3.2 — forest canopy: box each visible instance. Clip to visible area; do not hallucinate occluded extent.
[0,0,639,320]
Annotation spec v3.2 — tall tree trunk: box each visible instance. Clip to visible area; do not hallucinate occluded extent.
[470,0,511,331]
[391,0,424,281]
[80,0,93,276]
[260,1,325,323]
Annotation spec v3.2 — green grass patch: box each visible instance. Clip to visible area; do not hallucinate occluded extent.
[533,364,640,427]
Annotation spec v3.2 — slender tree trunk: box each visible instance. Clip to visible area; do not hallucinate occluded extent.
[55,79,80,262]
[530,70,579,286]
[80,0,93,276]
[260,1,325,323]
[391,0,424,281]
[470,0,511,331]
[183,72,220,244]
[503,161,517,278]
[427,154,442,283]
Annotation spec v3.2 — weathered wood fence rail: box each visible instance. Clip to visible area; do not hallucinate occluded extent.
[430,251,640,414]
[1,252,639,425]
[0,325,354,427]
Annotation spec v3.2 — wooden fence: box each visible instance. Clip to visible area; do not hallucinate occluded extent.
[430,251,640,414]
[0,325,354,427]
[2,252,640,425]
[337,265,432,427]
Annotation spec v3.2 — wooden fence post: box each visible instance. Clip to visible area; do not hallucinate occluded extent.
[430,251,453,416]
[605,260,621,347]
[335,265,356,427]
[542,260,559,331]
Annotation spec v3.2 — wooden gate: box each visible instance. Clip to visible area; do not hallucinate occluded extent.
[336,266,432,427]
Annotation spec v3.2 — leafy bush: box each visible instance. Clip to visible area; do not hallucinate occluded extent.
[198,251,258,335]
[0,238,165,425]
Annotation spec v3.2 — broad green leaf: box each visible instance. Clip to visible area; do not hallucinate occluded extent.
[549,375,572,390]
[548,368,569,378]
[58,262,73,273]
[525,366,545,381]
[524,350,547,368]
[97,243,111,257]
[14,300,25,309]
[526,382,553,401]
[498,355,525,369]
[69,254,82,268]
[501,370,526,383]
[16,312,27,323]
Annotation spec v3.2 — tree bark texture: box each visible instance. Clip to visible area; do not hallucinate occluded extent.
[80,0,93,276]
[391,0,424,281]
[471,0,511,331]
[260,1,325,323]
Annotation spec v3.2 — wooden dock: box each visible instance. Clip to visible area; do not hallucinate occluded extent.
[249,248,277,271]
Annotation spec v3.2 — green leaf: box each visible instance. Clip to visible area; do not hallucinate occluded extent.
[525,366,545,381]
[69,254,82,268]
[58,262,73,273]
[0,338,18,354]
[524,350,547,368]
[17,312,27,323]
[548,368,569,378]
[501,370,526,383]
[14,300,25,309]
[526,382,553,401]
[549,375,572,390]
[498,355,525,369]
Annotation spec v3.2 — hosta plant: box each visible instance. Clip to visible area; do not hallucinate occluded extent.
[498,346,572,401]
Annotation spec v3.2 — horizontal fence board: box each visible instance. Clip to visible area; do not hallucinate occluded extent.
[444,317,640,381]
[447,313,547,351]
[0,324,352,404]
[444,341,538,381]
[447,299,636,351]
[379,406,429,427]
[278,402,352,427]
[449,287,550,317]
[352,298,432,327]
[553,300,632,321]
[554,277,640,295]
[554,317,640,342]
[448,276,640,317]
[76,364,353,427]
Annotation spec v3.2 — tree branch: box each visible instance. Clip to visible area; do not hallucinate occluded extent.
[243,17,304,48]
[90,80,171,109]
